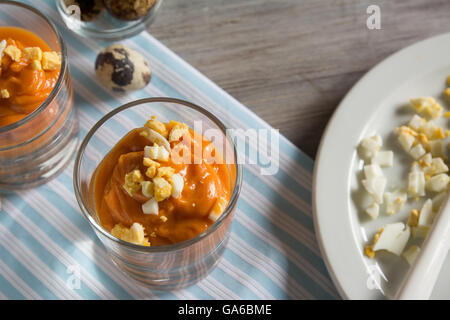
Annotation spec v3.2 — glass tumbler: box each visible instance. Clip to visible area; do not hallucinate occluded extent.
[56,0,164,41]
[74,98,242,290]
[0,1,78,190]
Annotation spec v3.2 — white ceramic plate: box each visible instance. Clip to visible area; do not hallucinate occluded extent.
[313,33,450,300]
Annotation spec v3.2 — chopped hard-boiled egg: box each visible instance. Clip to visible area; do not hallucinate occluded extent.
[142,198,158,215]
[432,192,447,212]
[396,126,417,153]
[359,135,382,159]
[141,180,154,198]
[372,151,393,167]
[403,245,421,266]
[209,197,228,221]
[0,40,6,59]
[365,202,379,220]
[371,222,410,256]
[169,123,189,142]
[357,75,450,262]
[111,222,150,246]
[362,164,387,204]
[362,177,386,204]
[363,164,383,180]
[153,177,172,202]
[411,225,430,239]
[123,169,144,196]
[426,173,449,193]
[418,199,434,226]
[409,143,426,159]
[142,127,171,151]
[408,114,426,131]
[145,116,168,138]
[410,97,443,119]
[408,170,426,198]
[430,140,444,158]
[170,173,184,199]
[384,190,407,215]
[144,144,170,162]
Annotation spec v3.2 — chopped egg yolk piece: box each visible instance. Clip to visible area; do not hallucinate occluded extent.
[153,177,172,202]
[111,223,150,246]
[145,116,168,138]
[410,97,443,119]
[169,123,189,142]
[123,169,144,196]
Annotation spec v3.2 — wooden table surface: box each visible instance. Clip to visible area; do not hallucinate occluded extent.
[149,0,450,158]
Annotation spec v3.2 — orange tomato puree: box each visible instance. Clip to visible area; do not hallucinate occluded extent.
[93,120,232,246]
[0,27,60,127]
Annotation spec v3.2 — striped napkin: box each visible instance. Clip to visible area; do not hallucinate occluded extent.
[0,0,339,299]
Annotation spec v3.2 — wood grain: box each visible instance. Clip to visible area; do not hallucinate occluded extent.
[148,0,450,157]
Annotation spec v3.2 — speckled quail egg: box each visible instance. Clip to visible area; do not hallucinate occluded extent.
[104,0,157,21]
[64,0,104,22]
[95,44,151,93]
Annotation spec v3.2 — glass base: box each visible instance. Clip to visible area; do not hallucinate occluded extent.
[0,121,79,192]
[110,234,229,291]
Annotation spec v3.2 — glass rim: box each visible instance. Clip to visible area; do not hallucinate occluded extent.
[73,97,243,253]
[55,0,164,40]
[0,0,68,134]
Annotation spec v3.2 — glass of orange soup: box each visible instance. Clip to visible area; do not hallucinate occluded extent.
[0,1,78,190]
[74,98,242,289]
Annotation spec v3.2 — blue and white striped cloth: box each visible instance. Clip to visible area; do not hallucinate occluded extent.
[0,0,339,299]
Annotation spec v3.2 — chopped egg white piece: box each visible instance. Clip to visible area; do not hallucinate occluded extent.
[170,173,184,199]
[397,128,416,152]
[144,144,170,162]
[408,170,426,198]
[408,114,425,131]
[432,192,447,212]
[412,225,430,239]
[430,140,444,158]
[359,135,382,159]
[363,164,383,180]
[142,127,171,151]
[371,151,393,167]
[365,202,379,220]
[141,180,153,198]
[409,144,426,159]
[403,245,421,266]
[362,177,386,204]
[430,158,449,175]
[208,197,228,222]
[373,222,410,256]
[418,199,434,226]
[142,198,159,215]
[384,190,407,215]
[419,153,432,167]
[426,173,449,193]
[0,40,5,59]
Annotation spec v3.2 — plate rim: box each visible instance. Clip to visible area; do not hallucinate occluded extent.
[312,32,450,300]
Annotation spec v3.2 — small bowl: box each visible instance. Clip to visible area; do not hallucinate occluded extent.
[0,1,78,191]
[56,0,164,41]
[73,98,242,290]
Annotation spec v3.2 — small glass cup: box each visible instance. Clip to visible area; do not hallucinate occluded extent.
[56,0,164,41]
[74,98,242,290]
[0,1,78,191]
